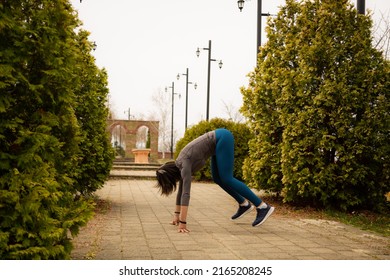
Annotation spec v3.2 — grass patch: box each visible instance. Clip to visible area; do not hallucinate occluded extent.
[93,196,111,214]
[263,194,390,237]
[324,210,390,237]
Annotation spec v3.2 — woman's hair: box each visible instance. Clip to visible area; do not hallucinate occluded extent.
[155,161,181,196]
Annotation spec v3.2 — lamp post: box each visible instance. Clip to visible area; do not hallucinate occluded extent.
[124,108,131,120]
[196,40,223,121]
[239,0,364,58]
[237,0,272,59]
[165,82,180,159]
[357,0,365,14]
[177,68,197,131]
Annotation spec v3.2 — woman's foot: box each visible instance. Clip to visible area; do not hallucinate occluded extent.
[252,204,274,227]
[231,203,254,220]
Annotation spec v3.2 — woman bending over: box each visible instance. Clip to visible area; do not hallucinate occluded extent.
[156,128,274,233]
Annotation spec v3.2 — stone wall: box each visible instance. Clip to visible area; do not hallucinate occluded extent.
[107,119,159,162]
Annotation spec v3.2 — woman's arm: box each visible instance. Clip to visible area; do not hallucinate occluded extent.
[177,161,192,233]
[171,180,183,225]
[178,206,189,233]
[171,205,180,225]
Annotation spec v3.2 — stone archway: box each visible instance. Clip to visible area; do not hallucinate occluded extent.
[107,119,159,162]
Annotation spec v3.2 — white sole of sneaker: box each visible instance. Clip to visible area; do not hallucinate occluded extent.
[231,205,255,220]
[253,206,275,227]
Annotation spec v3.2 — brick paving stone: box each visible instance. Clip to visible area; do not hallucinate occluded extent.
[71,179,390,260]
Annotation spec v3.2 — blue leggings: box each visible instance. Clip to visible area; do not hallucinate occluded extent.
[211,129,262,207]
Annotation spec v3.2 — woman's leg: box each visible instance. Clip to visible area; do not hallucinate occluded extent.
[214,129,262,207]
[211,155,246,204]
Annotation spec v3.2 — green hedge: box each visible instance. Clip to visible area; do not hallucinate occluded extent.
[241,0,390,211]
[0,0,114,259]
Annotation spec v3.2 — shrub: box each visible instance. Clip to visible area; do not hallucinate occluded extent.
[241,0,390,211]
[0,0,112,259]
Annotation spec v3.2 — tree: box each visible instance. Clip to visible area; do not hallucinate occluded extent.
[136,126,148,148]
[241,0,389,211]
[373,11,390,60]
[151,88,172,158]
[0,0,112,259]
[72,30,114,195]
[222,100,245,123]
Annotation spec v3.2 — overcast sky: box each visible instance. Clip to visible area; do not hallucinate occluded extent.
[70,0,389,138]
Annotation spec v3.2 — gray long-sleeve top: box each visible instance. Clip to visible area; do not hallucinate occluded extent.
[175,131,216,206]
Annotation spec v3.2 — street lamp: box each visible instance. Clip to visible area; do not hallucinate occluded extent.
[357,0,365,14]
[238,0,363,58]
[237,0,245,11]
[177,68,197,131]
[165,82,180,159]
[237,0,272,59]
[196,40,223,121]
[124,108,133,120]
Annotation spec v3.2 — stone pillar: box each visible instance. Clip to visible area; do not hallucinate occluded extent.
[132,149,151,163]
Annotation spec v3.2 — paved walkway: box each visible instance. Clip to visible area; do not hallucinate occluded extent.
[71,179,390,260]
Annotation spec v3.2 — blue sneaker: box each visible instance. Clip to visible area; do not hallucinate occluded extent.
[231,203,254,220]
[252,204,274,227]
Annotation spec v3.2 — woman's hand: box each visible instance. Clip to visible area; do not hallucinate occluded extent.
[170,216,179,225]
[178,222,190,233]
[170,211,180,225]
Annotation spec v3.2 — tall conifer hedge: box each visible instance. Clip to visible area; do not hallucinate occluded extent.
[0,0,114,259]
[241,0,389,211]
